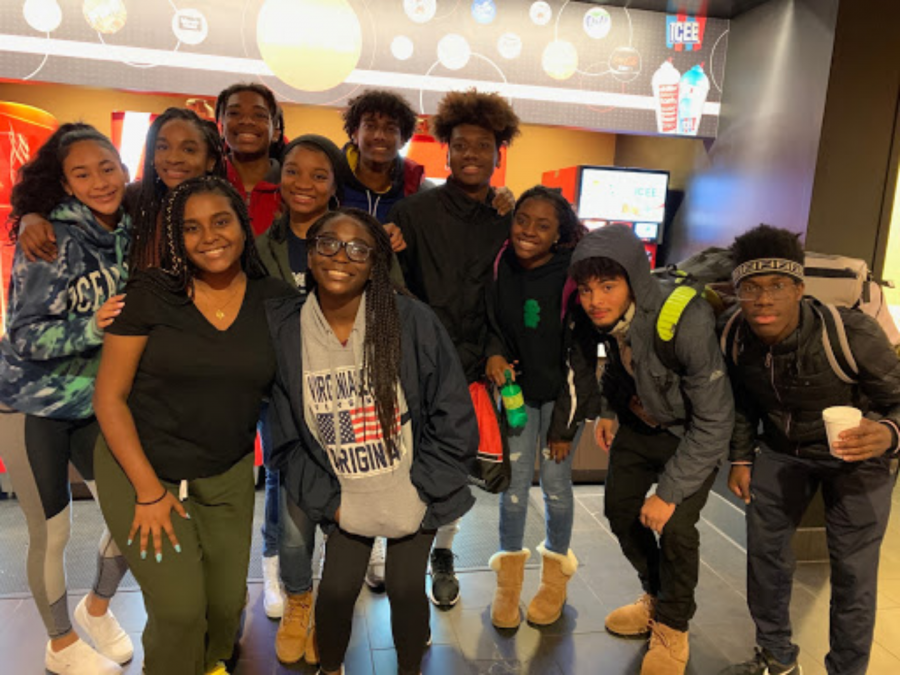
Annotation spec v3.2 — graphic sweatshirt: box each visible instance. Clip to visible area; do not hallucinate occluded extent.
[0,199,130,419]
[300,292,426,538]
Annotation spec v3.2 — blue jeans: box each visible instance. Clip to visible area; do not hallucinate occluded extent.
[499,399,578,555]
[279,484,317,594]
[259,402,280,558]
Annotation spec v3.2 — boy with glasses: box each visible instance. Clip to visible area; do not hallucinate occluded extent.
[719,224,900,675]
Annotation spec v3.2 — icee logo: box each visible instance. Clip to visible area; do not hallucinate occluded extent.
[666,14,705,52]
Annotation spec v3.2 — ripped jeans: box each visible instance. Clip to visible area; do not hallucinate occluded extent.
[499,399,578,555]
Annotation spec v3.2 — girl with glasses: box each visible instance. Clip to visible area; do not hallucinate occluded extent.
[266,208,477,675]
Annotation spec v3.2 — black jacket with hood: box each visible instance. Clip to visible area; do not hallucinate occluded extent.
[555,225,734,505]
[390,180,512,384]
[726,299,900,463]
[265,292,478,534]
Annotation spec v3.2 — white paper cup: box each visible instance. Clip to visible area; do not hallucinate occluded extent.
[823,406,862,458]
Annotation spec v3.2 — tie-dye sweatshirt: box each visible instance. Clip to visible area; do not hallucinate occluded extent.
[0,198,130,419]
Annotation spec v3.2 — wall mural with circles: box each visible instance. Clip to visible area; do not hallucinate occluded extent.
[0,0,729,137]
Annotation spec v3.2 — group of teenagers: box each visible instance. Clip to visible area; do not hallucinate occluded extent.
[0,81,897,675]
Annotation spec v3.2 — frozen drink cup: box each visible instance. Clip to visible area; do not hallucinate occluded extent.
[823,406,862,458]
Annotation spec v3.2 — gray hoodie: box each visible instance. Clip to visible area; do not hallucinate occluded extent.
[300,292,426,538]
[571,225,734,505]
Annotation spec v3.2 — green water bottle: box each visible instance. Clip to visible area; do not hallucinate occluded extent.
[500,371,528,429]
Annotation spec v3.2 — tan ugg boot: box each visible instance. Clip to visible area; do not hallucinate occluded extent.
[640,620,689,675]
[275,591,312,664]
[605,592,657,637]
[488,549,530,629]
[526,542,578,626]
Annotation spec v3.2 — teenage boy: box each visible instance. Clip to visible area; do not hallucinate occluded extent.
[388,89,521,608]
[561,225,733,675]
[718,225,900,675]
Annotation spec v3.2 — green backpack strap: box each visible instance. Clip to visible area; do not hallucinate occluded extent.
[654,273,700,372]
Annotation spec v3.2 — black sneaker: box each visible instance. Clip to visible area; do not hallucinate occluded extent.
[429,548,460,608]
[718,648,802,675]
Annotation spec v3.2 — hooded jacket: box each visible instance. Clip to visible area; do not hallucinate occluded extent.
[727,299,900,462]
[342,144,428,223]
[0,199,130,419]
[265,292,477,533]
[390,180,512,383]
[556,225,734,505]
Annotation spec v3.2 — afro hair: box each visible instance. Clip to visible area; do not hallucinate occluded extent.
[430,89,521,147]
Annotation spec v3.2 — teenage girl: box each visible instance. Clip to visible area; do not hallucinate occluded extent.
[92,176,294,675]
[0,124,134,675]
[266,208,477,675]
[255,133,345,665]
[17,107,224,271]
[484,185,587,629]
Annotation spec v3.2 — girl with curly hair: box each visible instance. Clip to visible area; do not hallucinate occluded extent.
[92,176,294,675]
[0,123,133,675]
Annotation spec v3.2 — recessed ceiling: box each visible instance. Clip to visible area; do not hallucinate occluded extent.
[583,0,773,20]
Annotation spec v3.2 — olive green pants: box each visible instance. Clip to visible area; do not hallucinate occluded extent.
[94,438,254,675]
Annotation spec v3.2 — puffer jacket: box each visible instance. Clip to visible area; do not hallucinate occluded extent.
[727,299,900,462]
[552,225,734,505]
[266,292,477,533]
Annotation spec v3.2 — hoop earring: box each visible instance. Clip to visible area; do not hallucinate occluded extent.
[329,195,341,211]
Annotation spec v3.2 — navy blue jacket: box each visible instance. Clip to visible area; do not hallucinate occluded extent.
[266,292,478,533]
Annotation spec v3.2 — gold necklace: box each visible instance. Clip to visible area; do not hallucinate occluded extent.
[196,276,245,320]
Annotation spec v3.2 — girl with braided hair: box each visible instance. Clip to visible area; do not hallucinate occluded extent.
[92,176,294,675]
[266,208,477,675]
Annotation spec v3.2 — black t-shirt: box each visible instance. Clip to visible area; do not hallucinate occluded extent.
[286,227,308,294]
[108,271,295,481]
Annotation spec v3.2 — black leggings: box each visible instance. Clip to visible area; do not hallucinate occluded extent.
[316,527,436,675]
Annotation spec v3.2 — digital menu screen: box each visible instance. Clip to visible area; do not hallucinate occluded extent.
[577,167,669,224]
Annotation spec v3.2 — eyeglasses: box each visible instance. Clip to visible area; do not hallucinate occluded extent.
[313,236,373,263]
[737,281,795,302]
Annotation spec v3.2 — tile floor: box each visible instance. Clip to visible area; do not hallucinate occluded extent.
[2,483,899,675]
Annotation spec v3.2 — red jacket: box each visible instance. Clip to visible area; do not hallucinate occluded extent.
[225,158,282,236]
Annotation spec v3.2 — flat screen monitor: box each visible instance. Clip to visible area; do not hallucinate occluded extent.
[577,167,669,225]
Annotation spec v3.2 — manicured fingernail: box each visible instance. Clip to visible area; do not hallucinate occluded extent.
[127,538,132,546]
[175,545,182,553]
[185,513,191,519]
[140,550,147,560]
[156,553,162,563]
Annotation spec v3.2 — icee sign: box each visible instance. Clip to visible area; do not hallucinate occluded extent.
[667,14,706,52]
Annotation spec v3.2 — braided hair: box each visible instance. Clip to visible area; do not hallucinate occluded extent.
[8,123,120,241]
[153,175,268,296]
[131,108,225,272]
[306,208,407,454]
[514,185,587,250]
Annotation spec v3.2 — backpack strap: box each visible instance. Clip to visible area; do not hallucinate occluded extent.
[810,300,859,384]
[719,309,743,366]
[655,284,700,372]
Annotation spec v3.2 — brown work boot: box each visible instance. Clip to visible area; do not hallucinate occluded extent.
[488,549,530,629]
[641,620,689,675]
[305,622,319,666]
[526,542,578,626]
[275,591,312,664]
[605,592,657,637]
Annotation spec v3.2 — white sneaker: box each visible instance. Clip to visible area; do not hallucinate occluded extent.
[45,638,122,675]
[262,555,285,619]
[73,596,134,664]
[364,537,386,591]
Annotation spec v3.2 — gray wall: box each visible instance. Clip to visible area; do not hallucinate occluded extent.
[666,0,840,260]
